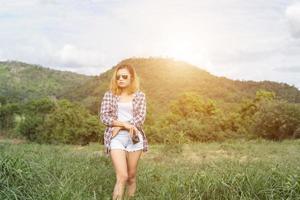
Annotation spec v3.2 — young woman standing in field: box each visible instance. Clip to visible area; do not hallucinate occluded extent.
[99,63,148,199]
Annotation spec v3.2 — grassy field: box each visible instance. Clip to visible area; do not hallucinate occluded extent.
[1,138,300,200]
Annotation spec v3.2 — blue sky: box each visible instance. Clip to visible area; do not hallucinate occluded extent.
[0,0,300,88]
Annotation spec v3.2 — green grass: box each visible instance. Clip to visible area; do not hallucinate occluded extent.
[1,138,300,199]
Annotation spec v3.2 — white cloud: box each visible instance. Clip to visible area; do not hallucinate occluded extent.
[56,44,106,67]
[0,0,300,88]
[286,2,300,38]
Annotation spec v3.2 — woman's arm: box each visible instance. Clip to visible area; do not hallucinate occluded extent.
[112,119,127,128]
[99,92,115,127]
[99,91,134,128]
[129,92,146,129]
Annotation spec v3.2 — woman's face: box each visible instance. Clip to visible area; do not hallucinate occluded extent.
[116,68,131,89]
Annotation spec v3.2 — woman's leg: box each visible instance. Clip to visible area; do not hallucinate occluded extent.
[110,149,128,200]
[125,150,142,197]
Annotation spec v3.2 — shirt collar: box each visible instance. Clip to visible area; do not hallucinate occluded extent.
[115,91,138,102]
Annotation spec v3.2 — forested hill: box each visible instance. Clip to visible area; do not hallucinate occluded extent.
[1,58,299,116]
[61,57,300,115]
[0,61,92,103]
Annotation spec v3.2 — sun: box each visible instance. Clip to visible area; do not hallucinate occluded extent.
[159,32,209,68]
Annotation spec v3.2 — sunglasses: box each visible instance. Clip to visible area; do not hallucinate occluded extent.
[116,74,129,80]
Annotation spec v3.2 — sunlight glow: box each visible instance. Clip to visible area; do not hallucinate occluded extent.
[158,32,214,72]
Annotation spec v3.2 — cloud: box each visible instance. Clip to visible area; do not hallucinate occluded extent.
[286,2,300,38]
[0,0,300,88]
[56,44,106,68]
[273,66,300,73]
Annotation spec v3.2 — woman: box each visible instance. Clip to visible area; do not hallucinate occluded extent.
[99,63,148,199]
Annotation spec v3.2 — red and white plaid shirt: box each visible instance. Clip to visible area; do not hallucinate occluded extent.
[99,90,148,157]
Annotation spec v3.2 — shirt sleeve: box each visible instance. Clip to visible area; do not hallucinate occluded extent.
[129,92,146,129]
[99,91,114,127]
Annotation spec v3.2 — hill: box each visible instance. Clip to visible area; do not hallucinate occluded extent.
[60,57,300,115]
[0,60,92,103]
[1,58,299,116]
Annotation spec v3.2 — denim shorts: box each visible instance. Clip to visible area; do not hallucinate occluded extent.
[110,129,144,152]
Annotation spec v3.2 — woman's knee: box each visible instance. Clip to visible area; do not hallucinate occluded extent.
[117,173,129,183]
[127,173,136,184]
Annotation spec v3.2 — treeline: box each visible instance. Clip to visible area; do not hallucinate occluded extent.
[39,57,300,116]
[2,58,300,119]
[0,97,104,145]
[1,89,300,145]
[146,89,300,144]
[0,61,91,104]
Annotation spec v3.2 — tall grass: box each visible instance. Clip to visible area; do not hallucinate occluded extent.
[1,139,300,199]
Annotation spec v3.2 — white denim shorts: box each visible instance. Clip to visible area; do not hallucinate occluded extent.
[110,129,144,152]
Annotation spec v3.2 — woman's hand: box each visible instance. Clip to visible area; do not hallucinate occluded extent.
[123,123,139,138]
[111,126,122,138]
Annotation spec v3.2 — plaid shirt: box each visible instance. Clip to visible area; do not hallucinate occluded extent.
[99,90,148,157]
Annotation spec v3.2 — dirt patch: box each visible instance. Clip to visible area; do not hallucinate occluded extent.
[0,137,27,144]
[181,145,205,163]
[11,139,26,144]
[74,146,85,150]
[181,145,237,163]
[239,155,248,163]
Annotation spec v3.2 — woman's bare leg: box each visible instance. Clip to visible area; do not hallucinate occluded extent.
[125,150,142,198]
[110,149,128,200]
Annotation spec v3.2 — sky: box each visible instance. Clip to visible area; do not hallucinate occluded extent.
[0,0,300,88]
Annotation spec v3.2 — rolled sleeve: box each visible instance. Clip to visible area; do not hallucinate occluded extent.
[129,92,146,129]
[99,92,114,127]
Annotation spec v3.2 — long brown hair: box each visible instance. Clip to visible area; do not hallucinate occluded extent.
[109,63,140,95]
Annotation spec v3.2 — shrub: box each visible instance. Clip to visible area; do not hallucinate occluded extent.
[17,98,55,141]
[37,99,103,145]
[251,101,300,140]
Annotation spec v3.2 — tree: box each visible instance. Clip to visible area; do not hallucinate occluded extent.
[169,91,218,118]
[0,103,20,130]
[37,99,103,145]
[252,101,300,140]
[17,97,55,141]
